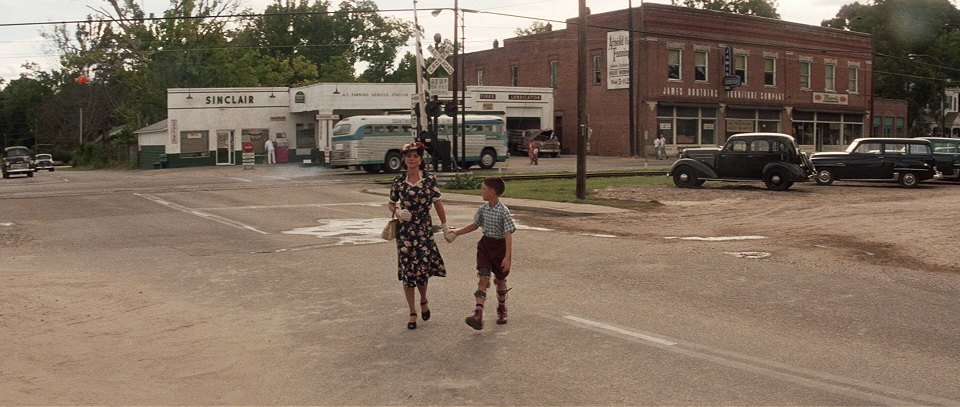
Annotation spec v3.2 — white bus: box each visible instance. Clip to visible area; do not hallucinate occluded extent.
[329,115,508,173]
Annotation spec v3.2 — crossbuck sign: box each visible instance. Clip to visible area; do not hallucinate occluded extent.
[427,44,454,75]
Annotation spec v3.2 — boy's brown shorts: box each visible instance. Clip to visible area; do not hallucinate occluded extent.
[476,235,509,281]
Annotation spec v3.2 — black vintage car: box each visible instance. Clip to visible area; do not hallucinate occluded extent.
[2,146,35,178]
[810,138,942,188]
[919,137,960,181]
[669,132,815,190]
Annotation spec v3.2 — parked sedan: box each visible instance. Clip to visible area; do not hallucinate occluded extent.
[810,138,942,188]
[919,137,960,181]
[34,153,55,172]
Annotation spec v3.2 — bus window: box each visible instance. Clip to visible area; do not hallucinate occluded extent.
[362,126,372,135]
[333,124,352,136]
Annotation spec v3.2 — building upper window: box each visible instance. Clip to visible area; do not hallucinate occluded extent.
[764,57,776,86]
[667,49,681,80]
[799,61,811,89]
[511,65,518,87]
[694,51,708,82]
[735,55,747,85]
[477,69,484,86]
[550,60,559,88]
[847,66,858,94]
[593,56,602,85]
[825,63,836,91]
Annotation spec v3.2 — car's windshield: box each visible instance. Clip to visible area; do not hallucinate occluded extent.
[4,148,30,158]
[36,154,52,160]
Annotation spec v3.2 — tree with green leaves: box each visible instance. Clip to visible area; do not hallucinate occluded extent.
[822,0,960,134]
[515,21,553,37]
[671,0,779,18]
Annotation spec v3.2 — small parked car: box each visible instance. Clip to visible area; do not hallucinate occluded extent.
[2,146,35,178]
[810,138,942,188]
[34,153,55,172]
[669,132,815,190]
[509,129,560,157]
[919,137,960,181]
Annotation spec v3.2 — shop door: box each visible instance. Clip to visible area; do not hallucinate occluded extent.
[216,130,234,165]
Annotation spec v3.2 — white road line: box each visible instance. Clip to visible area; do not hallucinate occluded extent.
[264,175,292,181]
[556,314,957,406]
[563,315,676,346]
[135,193,269,235]
[227,177,254,183]
[199,202,384,210]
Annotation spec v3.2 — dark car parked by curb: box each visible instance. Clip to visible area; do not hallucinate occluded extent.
[919,137,960,181]
[810,138,942,188]
[669,132,815,191]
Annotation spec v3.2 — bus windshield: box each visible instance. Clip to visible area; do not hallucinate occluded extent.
[332,123,352,136]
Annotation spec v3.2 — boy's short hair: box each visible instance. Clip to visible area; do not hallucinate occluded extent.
[483,177,506,196]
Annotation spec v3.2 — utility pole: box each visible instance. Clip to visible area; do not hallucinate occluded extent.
[576,0,588,199]
[628,0,636,157]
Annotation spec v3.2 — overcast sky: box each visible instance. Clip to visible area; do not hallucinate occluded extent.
[0,0,851,84]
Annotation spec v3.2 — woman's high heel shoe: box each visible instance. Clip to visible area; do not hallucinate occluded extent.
[420,301,431,321]
[407,313,417,330]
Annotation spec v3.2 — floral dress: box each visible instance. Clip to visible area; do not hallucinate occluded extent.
[390,171,446,287]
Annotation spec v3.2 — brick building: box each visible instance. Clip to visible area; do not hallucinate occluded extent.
[460,3,908,156]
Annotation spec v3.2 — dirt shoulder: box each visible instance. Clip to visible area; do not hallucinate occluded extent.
[519,181,960,274]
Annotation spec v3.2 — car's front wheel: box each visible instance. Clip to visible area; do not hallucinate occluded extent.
[815,169,835,185]
[763,169,793,191]
[672,166,700,188]
[898,171,919,188]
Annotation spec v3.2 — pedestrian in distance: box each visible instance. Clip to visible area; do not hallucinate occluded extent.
[388,141,456,330]
[654,133,666,160]
[444,177,517,330]
[265,137,276,164]
[528,140,539,165]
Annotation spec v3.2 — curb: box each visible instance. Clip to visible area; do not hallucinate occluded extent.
[363,188,629,216]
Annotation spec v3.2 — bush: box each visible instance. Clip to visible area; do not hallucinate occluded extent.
[445,173,483,190]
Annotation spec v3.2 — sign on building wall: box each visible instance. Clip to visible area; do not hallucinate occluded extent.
[813,92,849,105]
[607,31,630,90]
[170,119,178,144]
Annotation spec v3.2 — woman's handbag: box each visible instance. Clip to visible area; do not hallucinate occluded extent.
[381,216,399,241]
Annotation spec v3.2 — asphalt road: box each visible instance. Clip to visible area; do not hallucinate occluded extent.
[1,163,958,405]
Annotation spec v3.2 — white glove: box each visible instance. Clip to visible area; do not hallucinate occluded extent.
[442,224,457,243]
[396,209,412,222]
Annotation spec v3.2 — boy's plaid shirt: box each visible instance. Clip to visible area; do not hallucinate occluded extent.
[473,201,516,239]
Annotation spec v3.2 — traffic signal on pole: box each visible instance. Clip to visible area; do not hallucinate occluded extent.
[426,100,441,118]
[444,100,457,117]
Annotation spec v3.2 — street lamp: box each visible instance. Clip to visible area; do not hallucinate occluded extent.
[908,53,947,136]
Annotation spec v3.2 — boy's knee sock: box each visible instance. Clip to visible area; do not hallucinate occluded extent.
[474,289,486,309]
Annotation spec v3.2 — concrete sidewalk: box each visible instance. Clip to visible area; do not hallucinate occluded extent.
[366,188,629,215]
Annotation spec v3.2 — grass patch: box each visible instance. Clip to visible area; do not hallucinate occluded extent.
[452,175,672,209]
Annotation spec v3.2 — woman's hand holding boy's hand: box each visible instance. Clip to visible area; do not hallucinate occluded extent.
[442,224,457,243]
[396,209,412,222]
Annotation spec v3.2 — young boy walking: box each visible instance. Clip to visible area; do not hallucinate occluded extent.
[445,177,517,330]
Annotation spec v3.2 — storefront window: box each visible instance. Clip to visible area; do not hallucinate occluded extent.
[794,122,815,146]
[296,123,317,149]
[657,105,719,145]
[243,129,269,155]
[180,130,210,158]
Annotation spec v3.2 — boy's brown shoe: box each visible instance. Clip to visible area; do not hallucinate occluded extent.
[496,305,508,325]
[465,310,483,330]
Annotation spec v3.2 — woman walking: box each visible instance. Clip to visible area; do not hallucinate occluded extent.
[388,141,455,329]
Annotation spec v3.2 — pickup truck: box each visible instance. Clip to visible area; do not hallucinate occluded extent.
[508,129,560,157]
[2,146,35,178]
[669,133,815,190]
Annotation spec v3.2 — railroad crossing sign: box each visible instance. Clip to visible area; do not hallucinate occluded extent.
[427,44,454,75]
